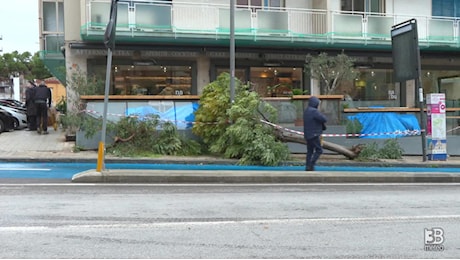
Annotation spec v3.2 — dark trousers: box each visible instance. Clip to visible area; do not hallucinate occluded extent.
[306,135,323,170]
[36,103,48,132]
[27,115,37,130]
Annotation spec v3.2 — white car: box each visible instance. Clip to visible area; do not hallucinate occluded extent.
[0,103,28,129]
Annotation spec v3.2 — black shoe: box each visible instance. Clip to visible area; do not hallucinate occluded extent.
[37,130,41,134]
[42,131,49,135]
[306,166,315,171]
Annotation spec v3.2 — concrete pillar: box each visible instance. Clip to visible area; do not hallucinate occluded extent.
[65,45,88,112]
[310,78,321,96]
[196,55,210,95]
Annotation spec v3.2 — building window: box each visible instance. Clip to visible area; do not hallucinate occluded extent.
[341,0,384,13]
[268,0,285,8]
[432,0,460,17]
[43,1,64,32]
[237,0,285,10]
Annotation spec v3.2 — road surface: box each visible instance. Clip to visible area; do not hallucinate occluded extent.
[1,183,459,258]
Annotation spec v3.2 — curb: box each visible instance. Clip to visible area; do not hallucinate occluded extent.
[71,170,460,183]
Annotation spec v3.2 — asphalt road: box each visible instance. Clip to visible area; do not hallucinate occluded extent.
[0,183,459,258]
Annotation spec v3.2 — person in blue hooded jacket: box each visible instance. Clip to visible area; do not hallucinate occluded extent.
[303,96,327,171]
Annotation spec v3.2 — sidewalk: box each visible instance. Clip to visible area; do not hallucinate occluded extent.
[1,128,459,183]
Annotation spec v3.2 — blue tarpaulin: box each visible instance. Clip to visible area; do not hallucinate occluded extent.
[348,112,421,138]
[125,103,198,129]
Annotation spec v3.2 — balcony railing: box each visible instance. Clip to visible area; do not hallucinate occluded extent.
[44,34,65,52]
[81,0,460,49]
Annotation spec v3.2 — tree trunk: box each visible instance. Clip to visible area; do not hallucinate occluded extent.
[266,122,358,159]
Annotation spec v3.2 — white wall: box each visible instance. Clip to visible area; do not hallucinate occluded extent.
[285,0,312,9]
[328,0,341,12]
[388,0,432,17]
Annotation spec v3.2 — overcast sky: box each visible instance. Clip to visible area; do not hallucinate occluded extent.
[0,0,39,54]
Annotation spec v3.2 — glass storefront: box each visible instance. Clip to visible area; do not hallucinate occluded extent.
[113,65,192,95]
[216,66,303,97]
[87,62,194,96]
[350,68,395,101]
[84,55,460,105]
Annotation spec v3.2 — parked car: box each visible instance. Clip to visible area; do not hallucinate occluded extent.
[0,98,25,108]
[0,108,15,133]
[0,100,28,129]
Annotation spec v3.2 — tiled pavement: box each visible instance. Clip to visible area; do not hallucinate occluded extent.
[1,126,460,167]
[0,128,91,160]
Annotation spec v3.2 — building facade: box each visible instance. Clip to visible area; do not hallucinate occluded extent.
[39,0,460,131]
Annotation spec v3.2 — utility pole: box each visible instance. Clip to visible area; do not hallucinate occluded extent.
[97,0,118,172]
[230,0,235,103]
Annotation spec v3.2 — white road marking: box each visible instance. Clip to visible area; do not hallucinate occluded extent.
[1,215,460,232]
[0,168,51,171]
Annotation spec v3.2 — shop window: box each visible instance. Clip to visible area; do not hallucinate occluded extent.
[215,67,301,97]
[113,65,192,96]
[216,68,246,82]
[348,69,394,101]
[250,67,302,97]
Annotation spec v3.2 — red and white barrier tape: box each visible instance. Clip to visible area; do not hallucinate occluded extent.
[260,119,422,138]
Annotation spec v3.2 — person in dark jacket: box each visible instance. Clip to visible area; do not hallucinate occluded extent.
[25,82,37,131]
[303,96,327,171]
[34,83,52,134]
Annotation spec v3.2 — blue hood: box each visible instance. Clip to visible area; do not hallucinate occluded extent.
[308,96,320,108]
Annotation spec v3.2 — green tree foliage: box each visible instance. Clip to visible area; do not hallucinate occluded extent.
[378,139,404,159]
[193,72,290,166]
[107,115,201,157]
[68,69,105,96]
[0,51,51,80]
[30,52,52,80]
[305,51,357,94]
[357,139,404,161]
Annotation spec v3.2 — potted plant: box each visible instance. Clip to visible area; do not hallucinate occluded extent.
[291,89,308,126]
[304,51,358,95]
[60,69,104,141]
[345,118,363,138]
[267,84,293,97]
[291,88,309,96]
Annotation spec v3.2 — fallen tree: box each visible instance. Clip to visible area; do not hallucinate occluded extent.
[260,120,361,159]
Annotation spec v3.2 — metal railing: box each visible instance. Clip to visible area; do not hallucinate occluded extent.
[82,0,460,47]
